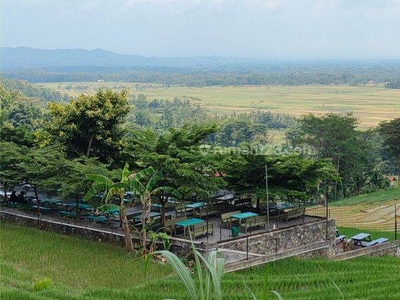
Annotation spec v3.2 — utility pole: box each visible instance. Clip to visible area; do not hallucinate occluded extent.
[265,164,270,230]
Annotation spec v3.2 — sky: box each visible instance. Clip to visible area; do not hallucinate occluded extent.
[2,0,400,60]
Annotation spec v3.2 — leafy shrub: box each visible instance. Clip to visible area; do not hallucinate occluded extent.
[33,277,52,291]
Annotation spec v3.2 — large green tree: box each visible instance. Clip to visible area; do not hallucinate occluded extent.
[0,142,27,200]
[290,113,383,198]
[220,153,339,204]
[378,117,400,169]
[125,123,223,226]
[46,89,130,164]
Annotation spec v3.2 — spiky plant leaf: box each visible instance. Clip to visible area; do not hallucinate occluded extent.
[157,250,198,300]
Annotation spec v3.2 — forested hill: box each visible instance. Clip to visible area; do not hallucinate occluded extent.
[2,47,400,86]
[0,47,261,69]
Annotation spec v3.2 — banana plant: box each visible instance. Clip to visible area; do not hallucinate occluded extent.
[128,166,181,254]
[83,163,134,253]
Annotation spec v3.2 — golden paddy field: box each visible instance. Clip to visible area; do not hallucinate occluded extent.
[39,82,400,128]
[308,199,400,232]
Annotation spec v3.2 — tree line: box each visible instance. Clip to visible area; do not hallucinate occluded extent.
[3,60,400,87]
[1,80,399,209]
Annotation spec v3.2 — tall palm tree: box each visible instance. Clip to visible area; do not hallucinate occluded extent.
[84,163,134,253]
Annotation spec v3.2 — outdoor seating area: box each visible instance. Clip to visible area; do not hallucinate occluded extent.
[2,188,323,243]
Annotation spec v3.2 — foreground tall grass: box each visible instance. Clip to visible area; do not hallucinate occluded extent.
[1,222,399,299]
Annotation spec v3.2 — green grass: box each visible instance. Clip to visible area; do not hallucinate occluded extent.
[0,222,174,299]
[337,227,396,241]
[331,187,400,207]
[39,83,400,128]
[1,221,399,299]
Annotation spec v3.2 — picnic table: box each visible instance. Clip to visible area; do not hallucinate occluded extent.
[132,211,161,221]
[351,233,371,246]
[62,202,93,217]
[268,202,294,215]
[31,198,63,212]
[335,229,346,242]
[174,217,204,236]
[40,198,63,205]
[87,215,108,223]
[230,212,259,228]
[185,202,205,209]
[65,202,93,210]
[231,212,258,220]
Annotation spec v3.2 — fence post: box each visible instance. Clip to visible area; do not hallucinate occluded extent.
[395,204,398,241]
[246,237,249,260]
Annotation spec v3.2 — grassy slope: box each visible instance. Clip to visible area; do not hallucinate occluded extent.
[330,187,400,207]
[2,219,400,299]
[327,188,400,233]
[0,222,174,299]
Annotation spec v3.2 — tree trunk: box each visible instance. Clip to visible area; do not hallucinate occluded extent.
[86,135,95,157]
[160,194,168,228]
[141,194,151,254]
[120,207,134,254]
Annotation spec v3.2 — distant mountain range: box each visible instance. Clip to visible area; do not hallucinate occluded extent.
[0,47,265,70]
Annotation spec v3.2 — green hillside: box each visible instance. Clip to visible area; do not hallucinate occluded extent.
[1,222,399,299]
[331,187,400,206]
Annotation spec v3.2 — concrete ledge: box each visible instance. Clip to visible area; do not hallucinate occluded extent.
[223,241,329,273]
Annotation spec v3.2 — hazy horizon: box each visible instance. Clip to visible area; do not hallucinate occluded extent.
[2,0,400,60]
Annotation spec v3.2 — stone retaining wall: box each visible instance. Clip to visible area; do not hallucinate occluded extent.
[1,209,200,256]
[217,219,337,258]
[1,210,129,246]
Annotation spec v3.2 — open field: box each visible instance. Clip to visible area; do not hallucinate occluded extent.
[331,199,400,232]
[308,188,400,232]
[39,82,400,128]
[330,188,400,232]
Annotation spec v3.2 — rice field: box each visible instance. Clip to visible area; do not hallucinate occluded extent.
[39,82,400,128]
[1,221,399,300]
[330,199,400,231]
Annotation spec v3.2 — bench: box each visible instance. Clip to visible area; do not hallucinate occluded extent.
[361,237,389,247]
[31,205,52,212]
[149,214,171,231]
[59,211,78,218]
[220,210,241,228]
[191,223,214,238]
[233,197,252,208]
[193,204,223,218]
[335,234,346,243]
[175,204,194,218]
[240,215,266,233]
[279,207,305,222]
[163,216,187,235]
[87,215,108,223]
